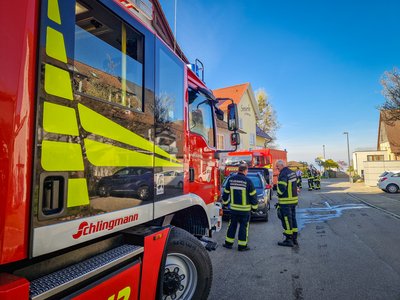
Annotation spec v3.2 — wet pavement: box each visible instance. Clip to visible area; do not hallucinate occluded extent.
[208,178,400,300]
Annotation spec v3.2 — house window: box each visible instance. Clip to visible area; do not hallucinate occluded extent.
[217,134,225,149]
[249,133,255,146]
[367,155,384,161]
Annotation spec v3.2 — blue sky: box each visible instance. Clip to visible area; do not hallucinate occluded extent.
[159,0,400,164]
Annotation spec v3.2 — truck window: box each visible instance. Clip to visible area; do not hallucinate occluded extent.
[74,0,144,111]
[188,89,215,147]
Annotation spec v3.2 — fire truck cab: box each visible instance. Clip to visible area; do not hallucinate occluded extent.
[0,0,240,299]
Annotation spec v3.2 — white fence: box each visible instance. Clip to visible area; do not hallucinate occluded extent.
[364,160,400,186]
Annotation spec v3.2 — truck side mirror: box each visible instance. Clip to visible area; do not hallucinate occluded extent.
[227,103,238,131]
[230,132,240,146]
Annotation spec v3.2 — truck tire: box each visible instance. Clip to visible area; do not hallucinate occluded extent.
[162,227,212,300]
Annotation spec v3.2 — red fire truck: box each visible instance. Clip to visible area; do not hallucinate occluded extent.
[0,0,240,299]
[224,149,287,187]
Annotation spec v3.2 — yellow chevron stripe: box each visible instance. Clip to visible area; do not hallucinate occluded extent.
[43,102,79,136]
[44,64,73,100]
[47,0,61,25]
[41,140,84,171]
[78,104,178,162]
[46,27,67,63]
[154,157,182,167]
[84,139,153,167]
[67,178,89,207]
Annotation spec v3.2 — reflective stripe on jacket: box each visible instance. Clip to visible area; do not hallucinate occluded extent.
[277,167,298,205]
[222,173,258,212]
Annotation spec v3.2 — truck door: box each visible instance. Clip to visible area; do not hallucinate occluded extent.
[31,0,156,257]
[188,87,219,205]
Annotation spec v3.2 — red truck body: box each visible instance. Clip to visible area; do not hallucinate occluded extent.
[224,148,287,187]
[0,0,229,298]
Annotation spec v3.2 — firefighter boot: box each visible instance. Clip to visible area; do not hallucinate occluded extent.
[278,235,294,247]
[292,232,298,246]
[238,245,251,251]
[223,242,233,249]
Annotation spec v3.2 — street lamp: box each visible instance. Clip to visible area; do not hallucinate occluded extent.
[343,132,351,183]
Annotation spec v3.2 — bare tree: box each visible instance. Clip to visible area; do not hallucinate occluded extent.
[255,88,280,141]
[380,67,400,124]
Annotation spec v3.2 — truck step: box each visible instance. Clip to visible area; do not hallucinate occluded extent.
[30,244,143,300]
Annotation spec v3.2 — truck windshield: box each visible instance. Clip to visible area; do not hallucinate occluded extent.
[225,155,252,165]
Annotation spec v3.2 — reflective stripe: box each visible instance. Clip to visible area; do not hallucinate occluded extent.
[44,64,73,100]
[292,228,298,233]
[230,204,251,211]
[48,0,61,24]
[224,189,230,194]
[238,240,247,246]
[284,216,292,235]
[67,178,89,207]
[43,102,79,136]
[278,181,287,186]
[84,139,153,167]
[251,204,258,210]
[278,197,298,205]
[288,180,293,198]
[222,199,230,205]
[242,189,246,206]
[225,237,235,243]
[41,140,84,171]
[249,189,257,196]
[78,104,178,163]
[46,27,67,63]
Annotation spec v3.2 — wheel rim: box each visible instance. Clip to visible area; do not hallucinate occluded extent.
[99,186,106,196]
[163,253,198,300]
[139,187,149,199]
[388,185,398,193]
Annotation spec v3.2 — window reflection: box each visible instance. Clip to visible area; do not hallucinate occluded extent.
[189,89,215,147]
[74,1,144,111]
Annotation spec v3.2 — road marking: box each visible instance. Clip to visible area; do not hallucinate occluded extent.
[347,193,400,220]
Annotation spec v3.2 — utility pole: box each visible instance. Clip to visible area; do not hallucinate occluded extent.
[323,144,326,159]
[343,132,351,183]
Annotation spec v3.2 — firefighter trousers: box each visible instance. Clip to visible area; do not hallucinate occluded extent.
[225,212,250,249]
[308,178,314,190]
[315,179,321,189]
[279,204,298,237]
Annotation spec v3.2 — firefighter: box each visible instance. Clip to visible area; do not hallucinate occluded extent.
[222,164,258,251]
[276,160,299,247]
[296,167,303,189]
[306,167,314,191]
[314,170,321,190]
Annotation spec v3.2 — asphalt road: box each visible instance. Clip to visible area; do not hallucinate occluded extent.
[208,179,400,300]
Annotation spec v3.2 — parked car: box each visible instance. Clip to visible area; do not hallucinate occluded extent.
[377,170,400,193]
[97,167,153,199]
[220,172,271,221]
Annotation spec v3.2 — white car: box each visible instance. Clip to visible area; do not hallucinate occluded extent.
[377,171,400,193]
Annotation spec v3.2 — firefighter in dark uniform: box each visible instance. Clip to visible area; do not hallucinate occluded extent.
[276,160,299,247]
[314,170,321,190]
[306,167,314,191]
[222,164,258,251]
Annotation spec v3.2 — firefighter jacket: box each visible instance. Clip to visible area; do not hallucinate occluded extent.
[222,173,258,213]
[306,169,313,179]
[277,167,298,205]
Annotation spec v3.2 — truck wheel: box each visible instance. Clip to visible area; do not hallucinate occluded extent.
[162,227,212,300]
